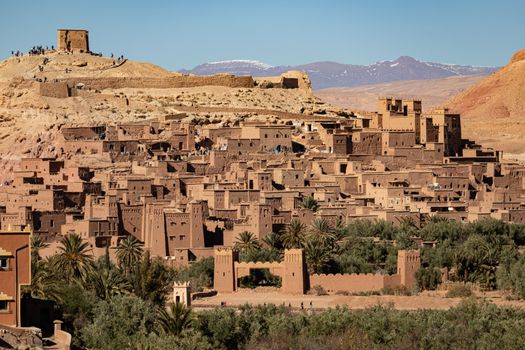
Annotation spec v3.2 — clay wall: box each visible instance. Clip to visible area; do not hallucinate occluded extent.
[227,139,260,154]
[58,74,255,91]
[62,126,106,141]
[351,131,382,155]
[39,82,75,98]
[119,205,144,240]
[309,273,387,293]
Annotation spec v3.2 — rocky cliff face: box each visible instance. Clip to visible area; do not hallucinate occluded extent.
[445,48,525,156]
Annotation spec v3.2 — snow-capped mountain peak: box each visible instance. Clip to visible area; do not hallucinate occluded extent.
[206,60,274,70]
[179,56,498,89]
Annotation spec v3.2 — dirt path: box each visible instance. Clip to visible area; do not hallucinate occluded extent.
[192,290,525,311]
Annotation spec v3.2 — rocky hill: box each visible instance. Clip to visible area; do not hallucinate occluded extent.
[0,52,338,181]
[445,48,525,158]
[181,57,497,89]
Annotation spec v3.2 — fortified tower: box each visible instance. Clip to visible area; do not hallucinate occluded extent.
[282,249,306,294]
[214,247,237,293]
[57,29,89,53]
[397,250,421,288]
[173,281,191,306]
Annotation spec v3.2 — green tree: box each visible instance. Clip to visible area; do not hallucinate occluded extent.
[304,238,332,274]
[499,253,525,298]
[87,257,131,300]
[157,302,194,337]
[54,233,94,282]
[31,233,49,262]
[132,250,175,306]
[234,231,261,255]
[176,257,214,290]
[415,267,442,291]
[25,257,63,302]
[261,232,281,251]
[299,196,319,212]
[281,219,306,249]
[455,235,499,288]
[116,235,144,272]
[307,219,336,247]
[81,294,157,350]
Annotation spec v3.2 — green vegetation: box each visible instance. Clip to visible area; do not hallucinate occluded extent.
[232,217,525,295]
[25,218,525,349]
[67,301,525,349]
[24,233,213,348]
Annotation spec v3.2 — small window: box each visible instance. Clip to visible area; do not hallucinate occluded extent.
[0,257,8,270]
[0,300,8,312]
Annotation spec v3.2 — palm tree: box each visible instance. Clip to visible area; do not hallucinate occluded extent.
[299,196,319,212]
[31,234,49,262]
[234,231,260,254]
[304,238,332,274]
[53,233,94,282]
[261,232,281,250]
[307,218,336,247]
[25,258,63,302]
[333,219,349,241]
[116,235,144,272]
[281,219,306,249]
[157,302,194,337]
[133,250,175,306]
[87,264,131,300]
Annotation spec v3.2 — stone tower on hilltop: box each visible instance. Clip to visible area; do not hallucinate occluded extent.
[57,29,89,53]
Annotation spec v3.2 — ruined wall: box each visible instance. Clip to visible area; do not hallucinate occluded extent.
[58,74,255,90]
[39,82,75,98]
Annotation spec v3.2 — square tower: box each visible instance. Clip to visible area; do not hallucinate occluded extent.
[57,29,89,53]
[214,247,237,293]
[173,281,191,306]
[397,250,421,289]
[283,249,306,294]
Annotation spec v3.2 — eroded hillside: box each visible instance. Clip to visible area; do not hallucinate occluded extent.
[0,52,344,180]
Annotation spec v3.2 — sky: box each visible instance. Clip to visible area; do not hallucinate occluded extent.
[1,0,524,70]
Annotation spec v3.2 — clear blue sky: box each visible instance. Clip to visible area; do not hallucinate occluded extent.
[1,0,523,70]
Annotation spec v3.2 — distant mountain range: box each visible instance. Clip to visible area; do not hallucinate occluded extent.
[179,57,498,89]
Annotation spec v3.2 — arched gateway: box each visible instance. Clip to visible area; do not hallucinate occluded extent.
[214,248,306,294]
[214,247,420,295]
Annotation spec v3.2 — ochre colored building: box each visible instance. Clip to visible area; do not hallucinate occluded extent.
[0,229,31,327]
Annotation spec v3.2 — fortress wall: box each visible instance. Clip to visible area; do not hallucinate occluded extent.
[309,273,387,293]
[58,74,255,90]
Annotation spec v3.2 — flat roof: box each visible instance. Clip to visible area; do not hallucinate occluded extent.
[58,29,89,32]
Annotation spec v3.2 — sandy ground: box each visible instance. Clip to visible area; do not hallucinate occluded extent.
[315,75,486,113]
[192,290,525,311]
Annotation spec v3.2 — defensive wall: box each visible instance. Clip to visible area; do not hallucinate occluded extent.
[56,75,256,90]
[214,247,420,295]
[37,72,308,97]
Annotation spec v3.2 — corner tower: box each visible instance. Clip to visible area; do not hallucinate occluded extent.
[397,250,421,289]
[283,249,306,294]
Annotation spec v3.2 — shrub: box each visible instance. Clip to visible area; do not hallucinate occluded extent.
[380,285,412,296]
[416,267,442,291]
[445,284,473,298]
[350,290,381,296]
[308,285,328,296]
